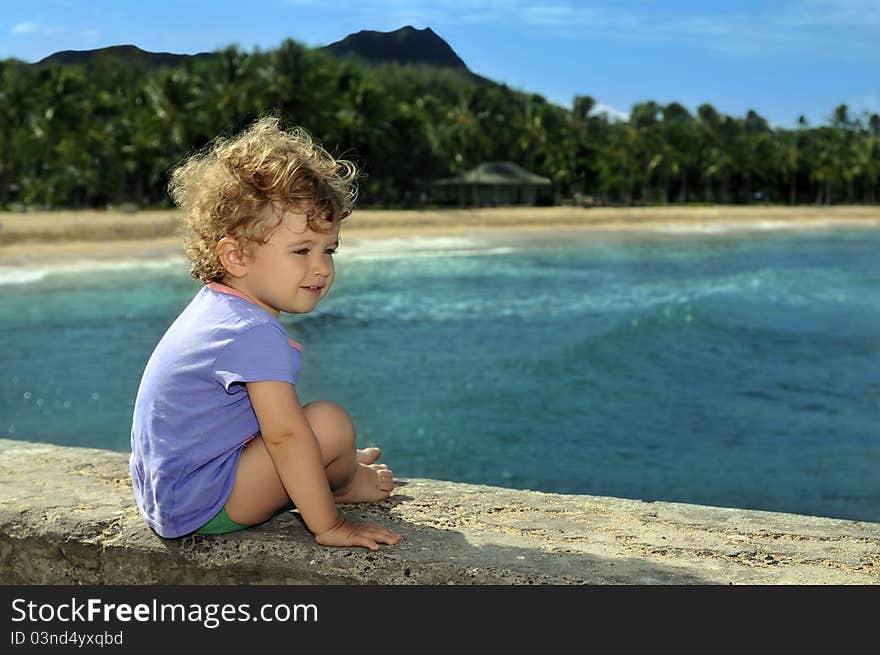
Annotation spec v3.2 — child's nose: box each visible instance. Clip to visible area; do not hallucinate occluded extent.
[312,253,332,277]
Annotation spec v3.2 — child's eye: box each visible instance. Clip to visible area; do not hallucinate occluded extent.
[325,248,338,255]
[292,248,309,255]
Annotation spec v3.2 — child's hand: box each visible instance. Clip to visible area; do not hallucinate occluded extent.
[315,514,401,551]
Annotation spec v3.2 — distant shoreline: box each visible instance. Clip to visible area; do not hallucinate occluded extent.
[1,205,879,267]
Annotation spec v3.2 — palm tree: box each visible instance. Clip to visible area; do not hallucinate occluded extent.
[0,60,32,206]
[630,101,663,203]
[781,116,808,205]
[738,110,772,203]
[831,104,858,202]
[661,102,693,203]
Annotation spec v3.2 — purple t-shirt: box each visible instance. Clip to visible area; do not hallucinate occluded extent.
[129,282,302,538]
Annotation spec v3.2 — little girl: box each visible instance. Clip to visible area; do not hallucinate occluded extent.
[129,117,400,551]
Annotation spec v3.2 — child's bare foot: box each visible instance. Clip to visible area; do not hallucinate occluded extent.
[333,462,394,504]
[356,447,382,465]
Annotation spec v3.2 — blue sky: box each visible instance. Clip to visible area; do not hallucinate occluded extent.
[2,0,878,128]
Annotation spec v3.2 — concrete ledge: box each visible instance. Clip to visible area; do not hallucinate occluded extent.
[0,438,878,584]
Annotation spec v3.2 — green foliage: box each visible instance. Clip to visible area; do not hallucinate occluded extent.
[1,42,878,209]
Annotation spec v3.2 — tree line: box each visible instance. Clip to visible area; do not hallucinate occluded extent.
[1,38,878,210]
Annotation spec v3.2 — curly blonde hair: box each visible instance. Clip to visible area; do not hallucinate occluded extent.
[168,116,359,283]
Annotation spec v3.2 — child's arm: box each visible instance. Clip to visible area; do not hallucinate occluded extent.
[246,380,399,550]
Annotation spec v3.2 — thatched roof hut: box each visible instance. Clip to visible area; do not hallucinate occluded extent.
[431,161,552,206]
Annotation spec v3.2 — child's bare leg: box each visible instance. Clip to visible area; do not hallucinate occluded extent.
[223,436,291,525]
[303,401,394,504]
[224,401,393,525]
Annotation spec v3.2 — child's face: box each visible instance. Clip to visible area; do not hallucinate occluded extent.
[234,206,340,317]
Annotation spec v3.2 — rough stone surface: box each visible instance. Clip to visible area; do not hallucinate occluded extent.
[1,438,878,584]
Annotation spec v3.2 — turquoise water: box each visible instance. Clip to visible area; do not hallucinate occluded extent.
[2,227,879,522]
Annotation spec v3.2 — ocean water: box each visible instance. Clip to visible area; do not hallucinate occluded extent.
[2,225,879,523]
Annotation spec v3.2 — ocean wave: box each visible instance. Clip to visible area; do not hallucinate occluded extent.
[338,234,518,261]
[345,235,484,251]
[341,247,516,262]
[0,237,516,287]
[0,257,186,287]
[652,220,854,234]
[324,261,865,327]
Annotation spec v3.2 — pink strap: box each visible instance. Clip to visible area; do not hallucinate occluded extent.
[207,282,303,352]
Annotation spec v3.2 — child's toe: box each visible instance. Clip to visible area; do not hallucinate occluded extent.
[378,470,394,491]
[356,448,382,465]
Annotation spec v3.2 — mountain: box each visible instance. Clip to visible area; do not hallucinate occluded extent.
[29,26,494,85]
[34,44,214,69]
[321,25,464,69]
[320,25,493,85]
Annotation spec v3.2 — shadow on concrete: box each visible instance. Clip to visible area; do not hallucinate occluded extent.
[150,492,715,585]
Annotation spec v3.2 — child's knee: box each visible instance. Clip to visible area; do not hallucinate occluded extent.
[304,400,355,447]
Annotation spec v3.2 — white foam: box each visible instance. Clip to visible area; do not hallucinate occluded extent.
[0,268,47,286]
[0,235,512,287]
[0,239,516,286]
[653,220,845,234]
[341,247,515,262]
[337,234,517,262]
[346,235,483,252]
[0,257,186,287]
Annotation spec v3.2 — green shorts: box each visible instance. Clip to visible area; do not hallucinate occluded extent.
[194,506,251,535]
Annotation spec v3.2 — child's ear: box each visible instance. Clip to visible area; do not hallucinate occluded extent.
[216,237,248,278]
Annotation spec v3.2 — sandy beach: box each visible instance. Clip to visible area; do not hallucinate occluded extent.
[1,205,879,267]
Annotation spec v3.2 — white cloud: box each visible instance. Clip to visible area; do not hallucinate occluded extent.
[799,0,880,27]
[317,1,878,61]
[10,21,66,37]
[11,22,39,35]
[592,102,628,122]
